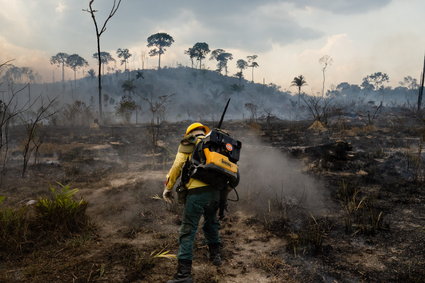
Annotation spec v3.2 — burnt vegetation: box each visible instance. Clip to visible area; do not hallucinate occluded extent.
[1,49,425,283]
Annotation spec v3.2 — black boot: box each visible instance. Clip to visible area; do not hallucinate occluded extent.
[167,259,193,283]
[208,243,222,266]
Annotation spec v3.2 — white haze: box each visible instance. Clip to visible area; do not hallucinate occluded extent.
[237,134,327,213]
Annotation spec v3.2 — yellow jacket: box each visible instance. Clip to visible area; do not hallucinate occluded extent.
[165,135,208,191]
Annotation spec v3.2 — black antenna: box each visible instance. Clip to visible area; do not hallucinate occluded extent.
[217,98,231,129]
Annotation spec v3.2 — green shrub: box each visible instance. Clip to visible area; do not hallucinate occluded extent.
[0,196,31,254]
[0,185,91,258]
[35,183,89,235]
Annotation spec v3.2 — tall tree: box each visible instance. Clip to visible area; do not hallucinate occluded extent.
[210,49,233,76]
[319,55,333,97]
[50,52,69,83]
[146,32,174,69]
[87,69,96,79]
[21,67,36,105]
[5,66,36,105]
[236,59,248,79]
[121,79,136,95]
[247,55,259,83]
[184,47,196,68]
[191,42,210,69]
[92,52,115,75]
[20,67,35,83]
[66,54,88,88]
[361,72,390,91]
[4,65,23,82]
[84,0,122,120]
[217,53,233,76]
[399,76,418,90]
[116,48,132,72]
[4,66,36,83]
[291,75,308,104]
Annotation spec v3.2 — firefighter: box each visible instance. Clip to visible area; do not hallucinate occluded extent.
[163,122,224,283]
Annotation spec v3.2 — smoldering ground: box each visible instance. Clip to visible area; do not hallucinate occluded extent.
[81,127,330,227]
[236,134,328,216]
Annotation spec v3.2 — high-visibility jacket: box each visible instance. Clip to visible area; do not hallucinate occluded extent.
[165,135,208,191]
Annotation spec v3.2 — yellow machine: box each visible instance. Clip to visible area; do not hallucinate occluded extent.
[203,148,238,175]
[190,128,241,185]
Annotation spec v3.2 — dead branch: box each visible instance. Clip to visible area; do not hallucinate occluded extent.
[301,94,334,124]
[83,0,122,121]
[0,83,33,178]
[21,97,58,177]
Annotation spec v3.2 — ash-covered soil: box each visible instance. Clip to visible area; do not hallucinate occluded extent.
[1,117,425,282]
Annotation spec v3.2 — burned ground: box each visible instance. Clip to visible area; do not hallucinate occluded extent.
[1,117,425,282]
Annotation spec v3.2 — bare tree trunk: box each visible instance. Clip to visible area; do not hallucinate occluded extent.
[62,62,65,82]
[85,0,122,122]
[158,53,161,69]
[28,83,31,106]
[298,88,301,105]
[0,83,29,180]
[61,62,65,90]
[1,120,10,180]
[97,45,103,119]
[418,55,425,111]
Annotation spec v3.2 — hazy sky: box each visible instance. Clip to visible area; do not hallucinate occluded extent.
[0,0,424,93]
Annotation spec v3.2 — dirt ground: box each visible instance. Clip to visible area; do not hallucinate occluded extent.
[1,117,425,282]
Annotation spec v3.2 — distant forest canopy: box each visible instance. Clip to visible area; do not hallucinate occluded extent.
[1,29,422,125]
[0,64,420,125]
[1,28,422,125]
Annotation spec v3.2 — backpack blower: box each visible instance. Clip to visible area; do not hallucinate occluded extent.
[189,98,242,218]
[190,98,242,187]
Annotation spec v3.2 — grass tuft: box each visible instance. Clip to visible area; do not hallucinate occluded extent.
[253,254,285,275]
[286,214,332,256]
[337,181,386,235]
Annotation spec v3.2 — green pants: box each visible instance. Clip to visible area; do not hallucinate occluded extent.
[177,189,221,260]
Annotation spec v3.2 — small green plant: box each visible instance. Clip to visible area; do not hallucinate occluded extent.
[0,196,31,254]
[115,95,138,123]
[128,248,176,281]
[35,183,89,235]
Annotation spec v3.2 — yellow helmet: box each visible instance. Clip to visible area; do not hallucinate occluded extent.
[185,122,210,135]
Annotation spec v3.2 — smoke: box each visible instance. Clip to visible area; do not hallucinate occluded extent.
[237,134,327,214]
[1,65,414,128]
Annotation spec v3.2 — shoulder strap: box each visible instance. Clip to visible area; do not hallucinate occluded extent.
[178,134,197,153]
